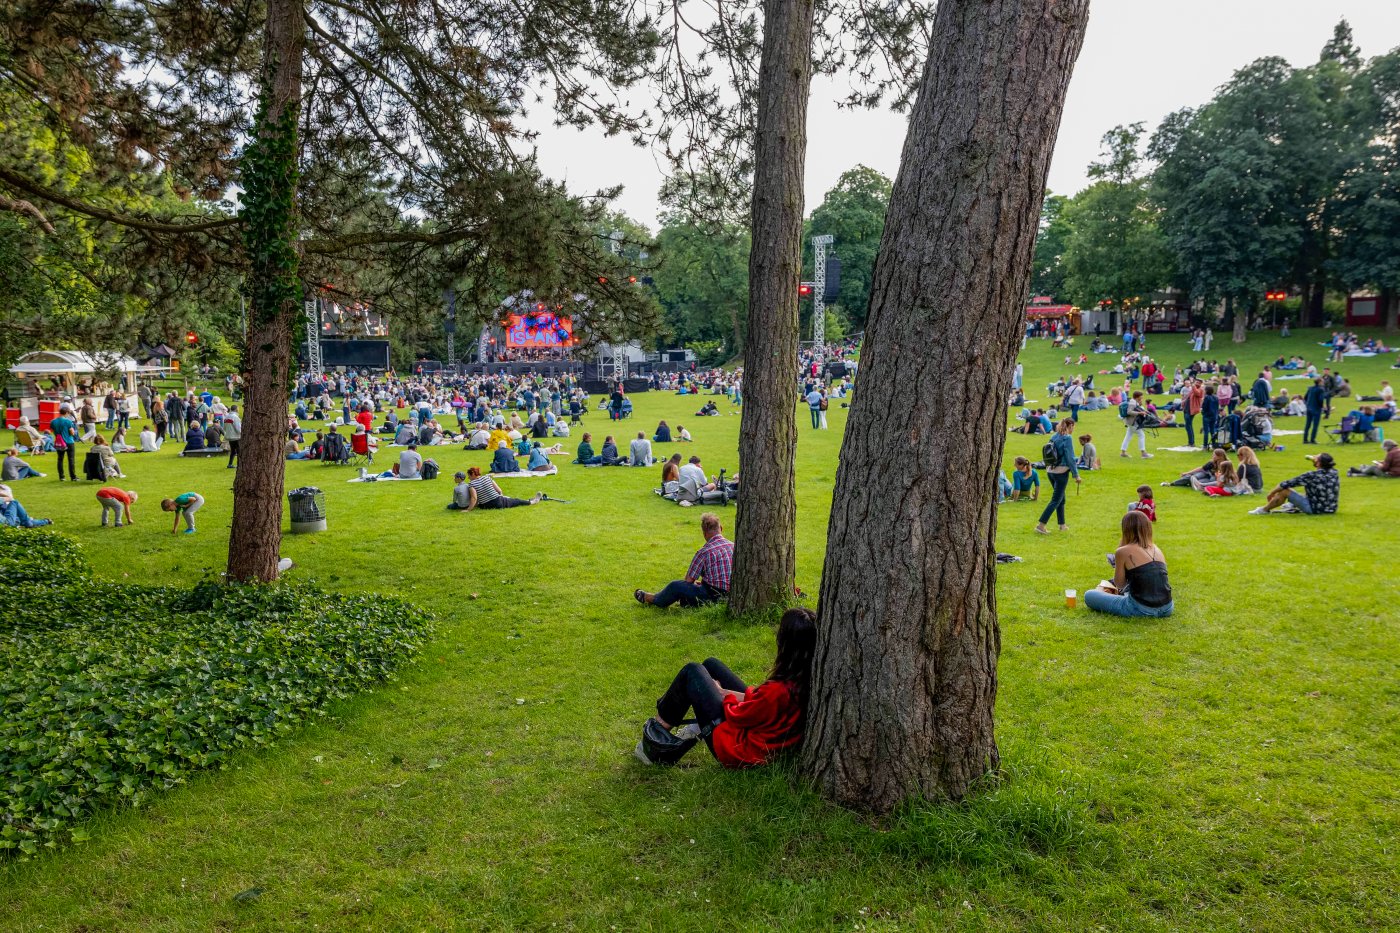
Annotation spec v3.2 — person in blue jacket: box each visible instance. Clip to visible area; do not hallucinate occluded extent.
[1035,418,1081,535]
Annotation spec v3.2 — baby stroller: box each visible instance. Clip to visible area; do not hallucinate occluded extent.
[1236,408,1275,450]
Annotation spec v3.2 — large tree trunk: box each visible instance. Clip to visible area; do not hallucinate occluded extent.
[1232,295,1247,343]
[1305,282,1326,329]
[728,0,814,614]
[228,0,304,583]
[800,0,1089,813]
[1383,287,1398,333]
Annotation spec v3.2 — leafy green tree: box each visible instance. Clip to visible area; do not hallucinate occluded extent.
[652,218,750,353]
[1058,125,1173,315]
[804,165,891,327]
[1030,192,1071,299]
[1330,49,1400,331]
[1149,58,1326,341]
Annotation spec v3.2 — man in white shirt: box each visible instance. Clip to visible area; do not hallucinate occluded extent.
[678,455,710,490]
[467,424,491,449]
[139,427,161,452]
[222,405,242,468]
[629,431,653,466]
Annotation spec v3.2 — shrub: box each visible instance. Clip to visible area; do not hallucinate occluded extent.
[0,527,88,584]
[0,532,433,857]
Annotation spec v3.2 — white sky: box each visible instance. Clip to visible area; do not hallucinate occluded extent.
[528,1,1400,231]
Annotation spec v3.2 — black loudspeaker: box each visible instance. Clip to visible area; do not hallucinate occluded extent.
[623,378,651,393]
[824,257,841,302]
[826,361,847,378]
[582,379,610,395]
[666,349,687,362]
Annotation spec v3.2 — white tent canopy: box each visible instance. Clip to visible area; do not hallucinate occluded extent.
[9,350,164,376]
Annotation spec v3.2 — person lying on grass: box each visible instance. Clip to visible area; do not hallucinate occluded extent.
[635,512,731,608]
[635,606,816,767]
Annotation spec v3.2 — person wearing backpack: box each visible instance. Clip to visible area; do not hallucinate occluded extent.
[1035,418,1081,535]
[1120,391,1154,459]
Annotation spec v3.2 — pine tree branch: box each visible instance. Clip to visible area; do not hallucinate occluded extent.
[0,166,237,236]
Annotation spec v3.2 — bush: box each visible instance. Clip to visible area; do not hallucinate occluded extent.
[0,527,87,584]
[0,531,433,857]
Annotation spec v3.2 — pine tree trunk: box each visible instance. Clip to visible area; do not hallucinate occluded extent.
[800,0,1089,813]
[227,0,304,583]
[728,0,814,614]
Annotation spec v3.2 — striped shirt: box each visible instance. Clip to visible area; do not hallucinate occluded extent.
[687,534,734,593]
[469,476,501,505]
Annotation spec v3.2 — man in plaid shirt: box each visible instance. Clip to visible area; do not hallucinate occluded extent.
[635,513,733,608]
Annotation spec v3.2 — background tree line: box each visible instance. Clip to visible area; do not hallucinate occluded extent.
[1032,21,1400,337]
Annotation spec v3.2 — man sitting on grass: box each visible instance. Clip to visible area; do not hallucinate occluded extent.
[1347,439,1400,478]
[1249,453,1340,515]
[634,512,732,608]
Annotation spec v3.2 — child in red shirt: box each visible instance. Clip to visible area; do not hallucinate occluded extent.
[636,607,816,768]
[1127,485,1156,522]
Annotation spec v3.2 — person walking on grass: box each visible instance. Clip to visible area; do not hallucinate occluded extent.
[1120,392,1154,459]
[96,487,138,527]
[1035,419,1080,535]
[162,491,205,534]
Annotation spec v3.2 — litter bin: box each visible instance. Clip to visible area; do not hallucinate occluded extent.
[288,486,327,533]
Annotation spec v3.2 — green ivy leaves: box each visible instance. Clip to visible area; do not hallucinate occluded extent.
[0,529,432,858]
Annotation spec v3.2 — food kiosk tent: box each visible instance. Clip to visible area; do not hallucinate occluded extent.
[5,351,167,430]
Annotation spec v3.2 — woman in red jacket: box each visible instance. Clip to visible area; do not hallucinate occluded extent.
[635,607,816,767]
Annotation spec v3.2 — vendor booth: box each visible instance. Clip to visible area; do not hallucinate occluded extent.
[5,351,169,430]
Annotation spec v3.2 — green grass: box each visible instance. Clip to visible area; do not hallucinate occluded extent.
[1,328,1397,931]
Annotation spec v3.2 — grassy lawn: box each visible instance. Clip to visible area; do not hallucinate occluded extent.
[2,328,1397,931]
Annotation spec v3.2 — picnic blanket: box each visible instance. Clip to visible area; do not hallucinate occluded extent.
[488,465,559,479]
[346,473,423,483]
[1158,445,1204,453]
[1272,429,1303,436]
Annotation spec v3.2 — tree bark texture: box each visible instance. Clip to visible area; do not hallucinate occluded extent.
[227,0,305,583]
[1383,287,1398,333]
[1232,295,1247,343]
[800,0,1089,813]
[728,0,814,614]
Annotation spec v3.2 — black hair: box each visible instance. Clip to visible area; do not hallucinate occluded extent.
[769,607,818,708]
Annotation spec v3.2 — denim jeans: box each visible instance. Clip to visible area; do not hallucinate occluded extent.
[1069,404,1081,422]
[1084,589,1173,617]
[1184,412,1196,447]
[809,407,821,428]
[1304,410,1322,443]
[1202,416,1218,447]
[1038,470,1070,525]
[656,658,746,732]
[652,579,722,608]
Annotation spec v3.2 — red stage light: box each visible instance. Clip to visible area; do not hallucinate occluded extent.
[185,330,198,345]
[798,283,813,297]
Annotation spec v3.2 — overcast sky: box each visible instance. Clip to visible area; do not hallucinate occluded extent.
[528,1,1400,231]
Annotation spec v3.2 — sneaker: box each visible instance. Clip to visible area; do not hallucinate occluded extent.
[1140,453,1153,459]
[633,740,655,765]
[1120,451,1130,458]
[184,528,196,534]
[1248,507,1270,515]
[1277,504,1300,514]
[675,723,703,741]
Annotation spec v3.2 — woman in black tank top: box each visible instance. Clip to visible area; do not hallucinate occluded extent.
[1084,511,1174,617]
